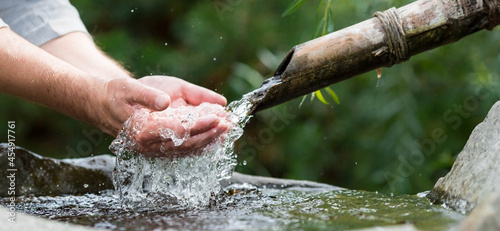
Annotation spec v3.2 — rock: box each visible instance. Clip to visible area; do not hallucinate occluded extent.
[427,101,500,213]
[458,194,500,231]
[0,144,115,196]
[1,206,99,231]
[223,172,342,191]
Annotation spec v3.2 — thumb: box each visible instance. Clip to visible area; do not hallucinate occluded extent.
[129,84,171,111]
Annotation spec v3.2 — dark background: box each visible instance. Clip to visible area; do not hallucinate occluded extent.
[1,0,499,194]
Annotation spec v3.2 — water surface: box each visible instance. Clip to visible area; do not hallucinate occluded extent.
[3,186,464,231]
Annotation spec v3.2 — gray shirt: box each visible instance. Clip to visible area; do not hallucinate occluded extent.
[0,0,89,46]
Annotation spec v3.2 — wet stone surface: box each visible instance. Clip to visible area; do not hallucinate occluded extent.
[0,144,114,196]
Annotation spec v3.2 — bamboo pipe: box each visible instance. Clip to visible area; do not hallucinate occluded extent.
[247,0,500,115]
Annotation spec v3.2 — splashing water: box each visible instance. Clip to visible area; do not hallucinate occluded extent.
[110,98,254,208]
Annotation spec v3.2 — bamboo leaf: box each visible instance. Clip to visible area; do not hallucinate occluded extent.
[313,19,326,38]
[313,0,333,38]
[299,95,307,108]
[326,8,334,34]
[282,0,308,17]
[325,87,340,104]
[315,90,330,105]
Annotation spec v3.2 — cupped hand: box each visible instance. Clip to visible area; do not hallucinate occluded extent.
[138,75,227,108]
[101,76,230,158]
[98,78,171,136]
[128,107,231,158]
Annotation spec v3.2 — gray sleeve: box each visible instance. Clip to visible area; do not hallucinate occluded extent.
[0,0,89,46]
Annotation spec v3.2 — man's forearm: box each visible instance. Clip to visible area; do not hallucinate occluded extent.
[40,32,132,80]
[0,27,105,130]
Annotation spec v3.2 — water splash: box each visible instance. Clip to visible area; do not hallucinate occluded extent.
[110,98,254,208]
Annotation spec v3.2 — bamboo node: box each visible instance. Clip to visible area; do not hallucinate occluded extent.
[373,7,409,66]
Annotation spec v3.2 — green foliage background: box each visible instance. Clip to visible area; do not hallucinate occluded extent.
[0,0,499,194]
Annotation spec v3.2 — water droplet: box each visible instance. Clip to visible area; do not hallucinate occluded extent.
[355,162,357,165]
[164,43,168,46]
[242,160,247,166]
[131,9,134,13]
[219,36,223,40]
[213,57,217,61]
[84,184,89,188]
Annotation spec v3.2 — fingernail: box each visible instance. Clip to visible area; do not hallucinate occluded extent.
[155,94,170,110]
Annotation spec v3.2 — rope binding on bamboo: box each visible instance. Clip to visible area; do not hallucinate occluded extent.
[373,7,409,66]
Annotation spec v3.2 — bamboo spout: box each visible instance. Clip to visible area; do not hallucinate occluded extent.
[248,0,499,115]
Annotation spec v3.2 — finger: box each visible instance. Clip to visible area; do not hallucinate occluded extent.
[134,116,184,144]
[181,121,230,150]
[170,98,188,108]
[125,81,171,111]
[182,83,227,106]
[138,121,230,158]
[136,115,220,145]
[190,115,221,136]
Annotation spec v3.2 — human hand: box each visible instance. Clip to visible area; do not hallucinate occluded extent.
[131,76,230,157]
[96,78,172,136]
[102,76,230,157]
[138,75,227,108]
[121,104,231,158]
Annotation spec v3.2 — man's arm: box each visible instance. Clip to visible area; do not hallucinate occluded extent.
[40,31,227,107]
[40,32,132,80]
[0,27,171,136]
[37,31,231,155]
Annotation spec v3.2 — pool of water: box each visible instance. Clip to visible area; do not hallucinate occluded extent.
[2,185,464,231]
